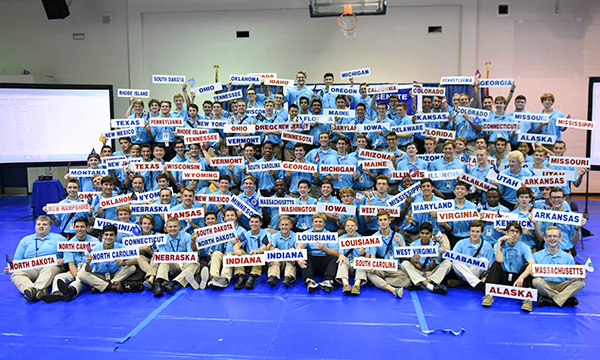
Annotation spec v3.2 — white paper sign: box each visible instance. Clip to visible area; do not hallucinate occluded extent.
[412,87,446,96]
[340,67,370,79]
[352,257,398,271]
[316,202,356,216]
[152,75,186,84]
[513,113,550,122]
[479,79,514,88]
[111,118,144,128]
[440,76,474,85]
[442,250,489,271]
[393,246,439,258]
[548,156,590,168]
[8,255,58,273]
[556,118,595,130]
[153,252,198,263]
[411,200,455,214]
[296,232,338,243]
[192,82,223,95]
[485,284,538,301]
[104,127,136,140]
[90,247,139,263]
[339,235,382,250]
[531,209,583,226]
[532,264,586,278]
[518,133,556,144]
[213,90,244,102]
[117,89,150,98]
[45,202,90,214]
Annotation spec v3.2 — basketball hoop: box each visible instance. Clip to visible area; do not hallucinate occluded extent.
[338,6,358,39]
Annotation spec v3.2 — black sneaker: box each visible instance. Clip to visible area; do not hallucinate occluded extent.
[153,280,164,297]
[245,275,258,290]
[319,280,334,294]
[537,296,555,307]
[306,278,318,293]
[282,276,294,287]
[432,284,448,295]
[234,275,247,290]
[40,293,64,303]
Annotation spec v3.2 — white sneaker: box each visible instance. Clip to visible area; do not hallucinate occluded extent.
[199,267,209,290]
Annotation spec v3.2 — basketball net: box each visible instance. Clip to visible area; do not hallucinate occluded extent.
[338,6,358,40]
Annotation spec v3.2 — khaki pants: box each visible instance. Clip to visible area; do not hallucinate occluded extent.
[335,260,367,285]
[532,277,585,307]
[78,265,136,292]
[452,262,486,287]
[283,147,295,162]
[210,251,225,278]
[268,260,297,280]
[156,262,200,287]
[400,259,452,286]
[137,254,158,278]
[11,266,63,294]
[367,269,411,290]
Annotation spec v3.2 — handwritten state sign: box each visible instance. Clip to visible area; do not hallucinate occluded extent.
[256,123,290,132]
[122,234,167,248]
[226,136,261,146]
[513,113,550,122]
[229,75,260,84]
[281,131,313,145]
[246,161,282,172]
[532,169,577,182]
[297,232,338,243]
[265,78,294,86]
[548,156,590,168]
[479,78,514,88]
[111,118,144,128]
[259,198,295,207]
[104,127,136,140]
[332,124,357,132]
[421,128,455,140]
[224,124,255,134]
[532,264,586,278]
[320,164,356,174]
[246,108,266,116]
[164,207,204,221]
[479,210,517,222]
[494,218,534,230]
[415,112,450,122]
[8,255,58,273]
[165,163,203,171]
[325,109,355,118]
[78,192,100,201]
[194,194,231,205]
[339,235,382,250]
[393,246,439,258]
[152,75,185,84]
[412,87,446,96]
[425,169,464,181]
[181,171,219,181]
[438,209,480,223]
[265,249,307,261]
[366,84,398,95]
[556,118,595,130]
[328,86,359,96]
[531,209,583,226]
[99,194,132,209]
[194,222,237,249]
[352,257,398,271]
[442,250,489,271]
[485,284,538,302]
[229,195,259,218]
[209,156,244,167]
[281,161,317,173]
[411,200,455,214]
[213,90,243,102]
[356,122,391,133]
[57,241,100,252]
[101,155,127,165]
[117,88,150,98]
[391,123,424,134]
[358,148,394,161]
[45,202,89,215]
[359,205,400,217]
[148,118,184,127]
[456,107,491,119]
[184,133,219,145]
[387,183,421,208]
[459,173,495,192]
[316,202,356,216]
[279,205,317,215]
[517,133,556,144]
[197,120,227,129]
[223,254,265,268]
[94,219,140,235]
[391,169,424,184]
[90,247,139,264]
[359,160,390,170]
[192,82,223,95]
[130,204,169,215]
[153,252,198,264]
[340,67,370,79]
[523,175,566,187]
[175,128,209,136]
[482,122,520,131]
